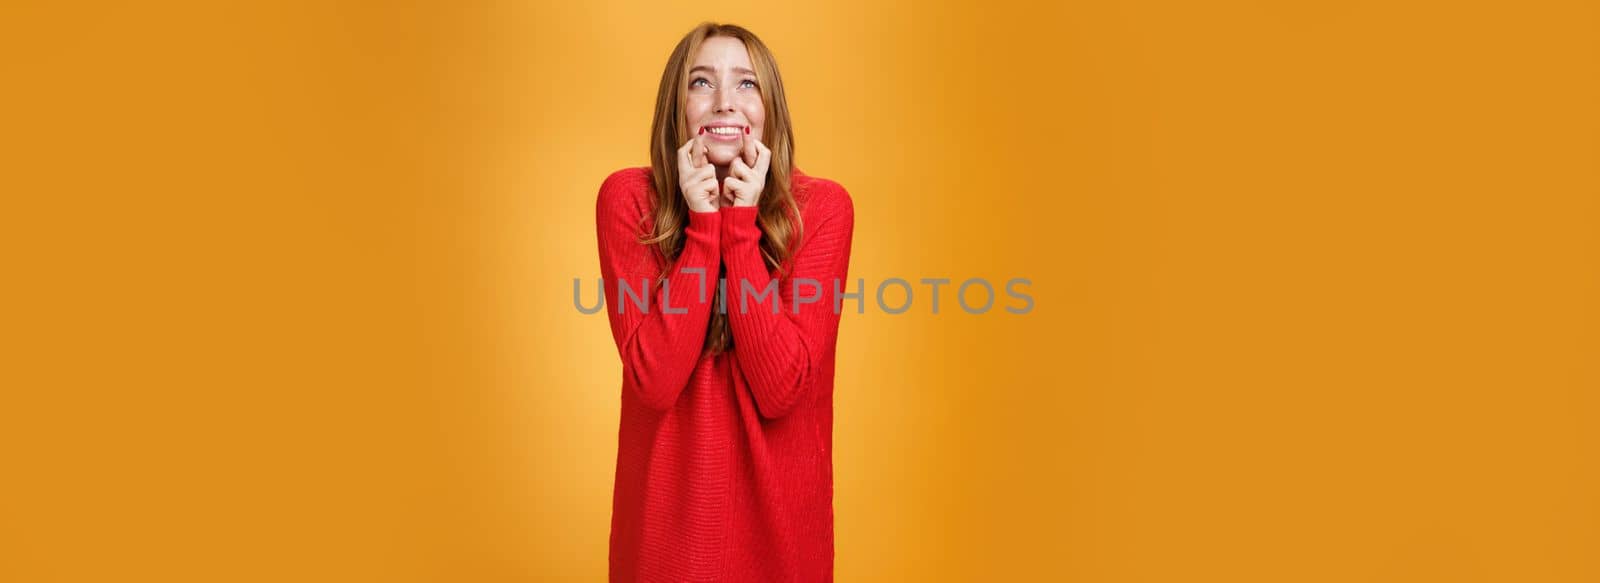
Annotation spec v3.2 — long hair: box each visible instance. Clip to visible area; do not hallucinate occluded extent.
[642,22,801,356]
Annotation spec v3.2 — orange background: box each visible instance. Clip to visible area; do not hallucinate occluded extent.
[3,0,1597,581]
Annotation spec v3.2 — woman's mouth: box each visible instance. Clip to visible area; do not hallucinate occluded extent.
[700,124,748,141]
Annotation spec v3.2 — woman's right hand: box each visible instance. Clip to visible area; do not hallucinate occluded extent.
[677,136,719,213]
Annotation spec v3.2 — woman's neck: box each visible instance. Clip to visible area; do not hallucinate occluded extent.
[714,164,731,182]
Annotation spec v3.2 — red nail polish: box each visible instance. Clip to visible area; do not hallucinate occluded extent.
[698,127,705,135]
[744,126,751,135]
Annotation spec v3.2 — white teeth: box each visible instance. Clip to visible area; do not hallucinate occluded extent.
[707,126,740,135]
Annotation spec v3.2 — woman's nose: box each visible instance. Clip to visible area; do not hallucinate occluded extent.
[714,87,734,113]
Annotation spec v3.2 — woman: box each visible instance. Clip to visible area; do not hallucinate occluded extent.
[595,22,854,583]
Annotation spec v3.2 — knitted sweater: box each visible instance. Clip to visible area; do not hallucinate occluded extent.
[596,166,854,582]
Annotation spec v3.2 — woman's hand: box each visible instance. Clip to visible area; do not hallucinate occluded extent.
[721,137,772,208]
[677,135,720,213]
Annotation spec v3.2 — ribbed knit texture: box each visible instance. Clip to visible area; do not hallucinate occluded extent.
[596,166,853,582]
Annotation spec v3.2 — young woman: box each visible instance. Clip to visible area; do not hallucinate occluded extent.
[595,22,854,583]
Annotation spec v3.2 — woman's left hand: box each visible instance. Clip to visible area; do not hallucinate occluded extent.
[721,137,771,208]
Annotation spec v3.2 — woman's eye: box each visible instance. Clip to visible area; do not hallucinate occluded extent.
[740,79,758,89]
[690,78,709,88]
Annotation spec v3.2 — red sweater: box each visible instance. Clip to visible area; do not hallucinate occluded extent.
[596,166,854,582]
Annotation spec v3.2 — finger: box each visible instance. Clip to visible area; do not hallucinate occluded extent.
[705,182,723,208]
[691,136,708,167]
[698,176,719,193]
[678,138,694,168]
[741,135,757,168]
[722,177,744,201]
[754,139,772,175]
[729,155,751,180]
[692,163,715,181]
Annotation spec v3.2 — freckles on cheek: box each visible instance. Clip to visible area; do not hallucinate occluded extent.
[683,100,709,123]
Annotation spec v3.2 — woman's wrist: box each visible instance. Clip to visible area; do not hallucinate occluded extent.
[685,206,722,231]
[719,203,761,253]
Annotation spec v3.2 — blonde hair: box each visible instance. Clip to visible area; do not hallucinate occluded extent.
[642,22,801,356]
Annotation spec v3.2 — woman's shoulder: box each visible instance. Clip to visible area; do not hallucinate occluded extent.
[596,166,656,219]
[793,170,853,219]
[598,166,654,201]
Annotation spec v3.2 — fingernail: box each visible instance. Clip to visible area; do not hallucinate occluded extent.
[698,127,705,135]
[744,126,751,135]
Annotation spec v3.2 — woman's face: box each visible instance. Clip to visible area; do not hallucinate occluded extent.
[684,36,765,167]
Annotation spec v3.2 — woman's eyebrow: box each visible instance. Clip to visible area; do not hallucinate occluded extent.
[689,65,757,76]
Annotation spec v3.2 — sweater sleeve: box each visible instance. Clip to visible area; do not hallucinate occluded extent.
[720,183,854,420]
[595,169,721,412]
